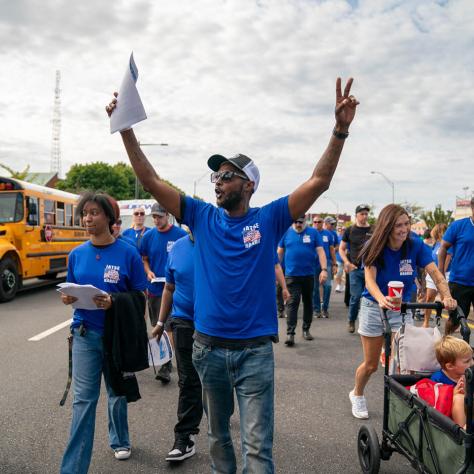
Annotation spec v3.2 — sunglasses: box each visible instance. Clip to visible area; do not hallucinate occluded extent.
[294,220,305,224]
[210,170,249,183]
[313,220,323,224]
[133,211,145,216]
[152,214,166,218]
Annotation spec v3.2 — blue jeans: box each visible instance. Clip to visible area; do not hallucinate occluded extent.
[348,268,365,322]
[192,340,275,474]
[313,269,332,312]
[60,328,129,474]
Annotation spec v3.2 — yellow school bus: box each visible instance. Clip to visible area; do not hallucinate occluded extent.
[0,177,88,302]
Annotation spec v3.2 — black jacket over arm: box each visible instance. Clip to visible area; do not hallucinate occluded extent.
[103,290,148,402]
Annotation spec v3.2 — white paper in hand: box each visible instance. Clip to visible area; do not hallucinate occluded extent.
[148,331,174,367]
[110,52,147,134]
[57,282,108,310]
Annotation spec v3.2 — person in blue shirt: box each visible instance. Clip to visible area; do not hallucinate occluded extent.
[140,202,187,383]
[107,77,359,473]
[349,204,457,420]
[278,218,327,345]
[312,215,337,318]
[59,192,147,473]
[121,206,150,247]
[439,197,474,331]
[151,233,203,463]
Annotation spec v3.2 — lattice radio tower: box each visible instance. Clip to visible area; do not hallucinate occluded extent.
[50,70,62,176]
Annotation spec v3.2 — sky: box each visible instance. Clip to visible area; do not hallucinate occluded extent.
[0,0,473,217]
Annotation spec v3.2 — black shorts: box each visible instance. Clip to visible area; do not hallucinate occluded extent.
[449,281,474,320]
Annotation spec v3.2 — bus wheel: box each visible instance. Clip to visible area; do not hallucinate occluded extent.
[0,258,19,302]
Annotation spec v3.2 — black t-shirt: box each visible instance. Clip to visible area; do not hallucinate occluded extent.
[342,225,372,266]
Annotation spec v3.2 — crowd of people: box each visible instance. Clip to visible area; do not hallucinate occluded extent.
[56,76,474,474]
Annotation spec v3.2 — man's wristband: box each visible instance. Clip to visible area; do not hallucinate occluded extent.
[333,127,349,140]
[321,268,328,272]
[157,321,164,327]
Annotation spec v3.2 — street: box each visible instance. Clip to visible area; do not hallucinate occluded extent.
[0,285,415,474]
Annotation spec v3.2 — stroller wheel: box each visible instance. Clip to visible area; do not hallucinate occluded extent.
[357,424,381,474]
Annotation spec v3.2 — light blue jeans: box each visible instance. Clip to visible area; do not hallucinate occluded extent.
[348,268,365,322]
[192,340,275,474]
[60,328,129,474]
[313,268,332,312]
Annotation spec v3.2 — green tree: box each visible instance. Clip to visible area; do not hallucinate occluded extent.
[420,205,454,228]
[400,201,424,221]
[57,162,185,199]
[0,163,37,181]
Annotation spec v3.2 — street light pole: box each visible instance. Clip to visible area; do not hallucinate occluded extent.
[322,196,339,218]
[193,170,209,198]
[135,142,169,199]
[370,170,395,203]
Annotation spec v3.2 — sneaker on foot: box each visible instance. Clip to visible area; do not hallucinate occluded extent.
[335,284,342,293]
[313,311,322,318]
[348,321,355,333]
[285,335,295,346]
[322,310,329,318]
[303,330,314,341]
[349,390,369,419]
[278,312,285,318]
[166,436,196,462]
[114,448,131,460]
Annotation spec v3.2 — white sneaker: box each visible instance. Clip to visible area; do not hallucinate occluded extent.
[349,390,369,419]
[335,284,342,293]
[114,448,131,460]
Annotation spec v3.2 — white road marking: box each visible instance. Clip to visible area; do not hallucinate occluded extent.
[28,319,72,341]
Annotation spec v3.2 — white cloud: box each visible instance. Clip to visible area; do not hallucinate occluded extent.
[0,0,472,215]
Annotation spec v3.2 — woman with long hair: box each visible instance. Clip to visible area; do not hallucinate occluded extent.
[422,223,452,327]
[349,204,457,419]
[59,192,147,474]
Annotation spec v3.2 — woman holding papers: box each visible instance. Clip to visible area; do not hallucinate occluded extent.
[59,192,147,474]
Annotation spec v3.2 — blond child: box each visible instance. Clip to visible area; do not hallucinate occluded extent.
[431,336,473,427]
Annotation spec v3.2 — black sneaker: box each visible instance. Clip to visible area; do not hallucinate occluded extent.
[285,335,295,347]
[166,436,196,462]
[313,311,322,319]
[155,361,172,384]
[322,310,329,318]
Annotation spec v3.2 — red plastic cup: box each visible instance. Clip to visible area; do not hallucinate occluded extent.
[388,281,404,311]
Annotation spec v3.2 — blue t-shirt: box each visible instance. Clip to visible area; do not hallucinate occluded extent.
[432,241,452,273]
[443,218,474,286]
[336,233,343,263]
[118,234,137,248]
[122,226,150,248]
[316,229,334,264]
[278,226,323,277]
[140,225,188,296]
[181,195,292,339]
[67,239,147,334]
[361,237,433,302]
[165,235,195,321]
[430,369,457,386]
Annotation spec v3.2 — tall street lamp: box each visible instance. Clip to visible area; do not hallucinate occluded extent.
[322,196,339,218]
[193,170,209,198]
[135,142,169,199]
[370,170,395,203]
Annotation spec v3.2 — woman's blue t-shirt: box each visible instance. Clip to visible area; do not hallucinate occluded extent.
[362,237,433,302]
[181,195,292,339]
[165,235,195,321]
[67,239,147,334]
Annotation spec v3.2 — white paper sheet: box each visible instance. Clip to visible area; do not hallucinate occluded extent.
[148,332,174,367]
[57,282,108,310]
[110,52,147,134]
[150,277,166,284]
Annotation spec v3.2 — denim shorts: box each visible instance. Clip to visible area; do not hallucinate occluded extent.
[358,297,413,337]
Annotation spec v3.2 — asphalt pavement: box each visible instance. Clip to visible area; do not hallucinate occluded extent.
[0,284,418,473]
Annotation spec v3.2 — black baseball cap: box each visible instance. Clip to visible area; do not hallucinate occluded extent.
[355,204,370,213]
[208,153,260,192]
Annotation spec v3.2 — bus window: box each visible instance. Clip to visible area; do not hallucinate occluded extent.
[44,199,56,225]
[73,205,81,226]
[0,192,23,223]
[26,196,39,226]
[56,202,65,226]
[65,204,73,226]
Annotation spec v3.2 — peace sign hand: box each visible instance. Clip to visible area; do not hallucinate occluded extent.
[335,78,359,129]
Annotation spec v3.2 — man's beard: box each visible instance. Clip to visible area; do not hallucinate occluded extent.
[218,189,244,212]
